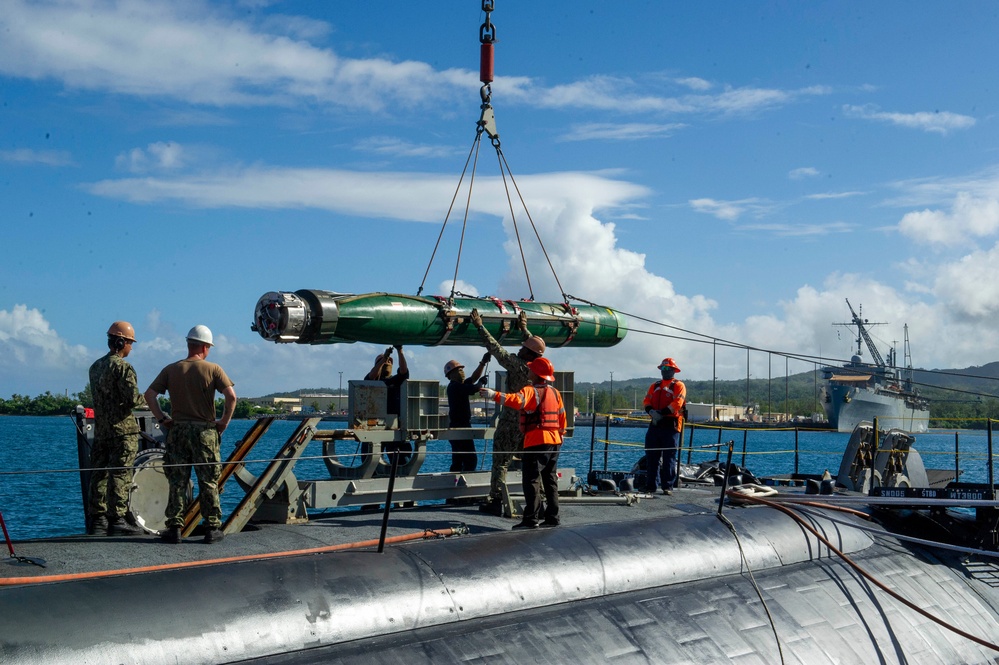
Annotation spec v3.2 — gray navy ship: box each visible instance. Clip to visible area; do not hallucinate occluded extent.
[822,299,930,432]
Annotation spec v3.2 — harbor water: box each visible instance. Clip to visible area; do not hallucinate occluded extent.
[0,415,994,541]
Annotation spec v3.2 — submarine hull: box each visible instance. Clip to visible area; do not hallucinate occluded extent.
[4,508,999,664]
[252,290,627,347]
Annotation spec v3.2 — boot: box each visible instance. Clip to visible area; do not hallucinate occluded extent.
[478,498,503,516]
[160,526,182,544]
[107,516,144,537]
[203,527,225,544]
[87,515,108,536]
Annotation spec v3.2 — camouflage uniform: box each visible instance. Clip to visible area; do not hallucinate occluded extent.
[163,423,222,528]
[477,326,534,503]
[88,352,145,522]
[148,357,233,531]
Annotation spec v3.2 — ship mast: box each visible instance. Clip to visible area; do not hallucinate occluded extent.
[834,298,888,368]
[903,323,915,390]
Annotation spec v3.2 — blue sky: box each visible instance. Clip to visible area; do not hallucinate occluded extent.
[2,0,999,399]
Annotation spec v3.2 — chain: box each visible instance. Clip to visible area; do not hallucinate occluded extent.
[479,0,496,110]
[480,0,496,44]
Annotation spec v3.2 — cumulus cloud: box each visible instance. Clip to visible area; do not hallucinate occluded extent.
[843,104,976,135]
[898,192,999,246]
[116,142,186,173]
[0,306,92,395]
[440,280,480,298]
[933,243,999,321]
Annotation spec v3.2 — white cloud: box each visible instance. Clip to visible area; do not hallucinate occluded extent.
[0,0,475,111]
[934,242,999,321]
[805,191,865,200]
[354,137,459,159]
[0,0,834,128]
[789,167,819,180]
[674,77,712,91]
[898,192,999,247]
[561,122,686,142]
[0,148,72,166]
[689,197,769,221]
[116,142,186,173]
[739,221,854,237]
[86,167,649,224]
[438,280,480,298]
[843,104,975,135]
[0,306,91,395]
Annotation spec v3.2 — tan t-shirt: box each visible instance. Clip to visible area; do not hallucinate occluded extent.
[149,358,234,423]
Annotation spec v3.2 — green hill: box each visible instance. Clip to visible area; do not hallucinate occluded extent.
[576,364,999,429]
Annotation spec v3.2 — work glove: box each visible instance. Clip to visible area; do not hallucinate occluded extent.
[516,310,528,332]
[470,308,483,328]
[479,387,497,400]
[393,344,402,351]
[480,351,492,365]
[649,411,663,425]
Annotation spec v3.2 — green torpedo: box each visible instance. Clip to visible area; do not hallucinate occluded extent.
[252,290,627,348]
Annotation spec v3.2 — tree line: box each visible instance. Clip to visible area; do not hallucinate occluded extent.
[0,386,264,419]
[574,374,999,430]
[6,371,999,428]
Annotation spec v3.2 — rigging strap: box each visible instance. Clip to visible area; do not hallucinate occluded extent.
[416,0,572,309]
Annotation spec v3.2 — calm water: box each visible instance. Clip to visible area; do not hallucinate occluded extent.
[0,415,994,541]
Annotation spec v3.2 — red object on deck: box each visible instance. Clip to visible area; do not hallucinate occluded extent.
[480,43,494,83]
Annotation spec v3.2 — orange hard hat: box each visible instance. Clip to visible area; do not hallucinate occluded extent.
[444,359,464,376]
[521,335,546,355]
[658,357,680,372]
[107,321,137,343]
[528,357,555,382]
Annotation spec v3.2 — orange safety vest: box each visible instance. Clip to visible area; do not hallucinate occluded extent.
[643,379,686,431]
[517,385,565,447]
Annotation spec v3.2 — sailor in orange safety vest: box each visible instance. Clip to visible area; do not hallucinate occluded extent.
[643,357,686,495]
[480,357,566,529]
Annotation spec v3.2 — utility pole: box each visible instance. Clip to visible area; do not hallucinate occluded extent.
[338,371,343,413]
[610,371,614,414]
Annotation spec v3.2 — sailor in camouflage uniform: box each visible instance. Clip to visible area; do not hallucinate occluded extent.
[88,321,146,536]
[144,325,237,545]
[469,308,546,517]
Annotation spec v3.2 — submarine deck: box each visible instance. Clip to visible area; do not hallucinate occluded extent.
[1,482,729,582]
[7,480,999,665]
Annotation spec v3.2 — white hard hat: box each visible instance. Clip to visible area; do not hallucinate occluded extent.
[444,359,464,376]
[186,324,214,346]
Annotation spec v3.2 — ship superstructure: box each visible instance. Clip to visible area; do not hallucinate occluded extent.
[822,299,930,432]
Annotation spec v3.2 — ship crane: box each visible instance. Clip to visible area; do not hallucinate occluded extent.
[835,298,888,367]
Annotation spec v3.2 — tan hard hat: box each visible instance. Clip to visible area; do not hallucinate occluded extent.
[444,359,464,376]
[107,321,136,343]
[521,335,546,355]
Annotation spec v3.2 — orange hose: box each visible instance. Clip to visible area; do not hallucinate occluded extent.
[729,491,999,652]
[0,527,459,587]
